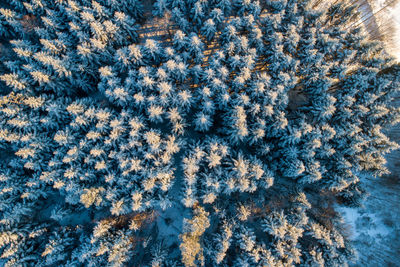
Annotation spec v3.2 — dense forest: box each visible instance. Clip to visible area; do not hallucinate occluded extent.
[0,0,399,266]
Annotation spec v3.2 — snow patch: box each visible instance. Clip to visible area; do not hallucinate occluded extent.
[338,206,391,240]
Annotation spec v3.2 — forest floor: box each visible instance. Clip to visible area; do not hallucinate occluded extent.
[338,173,400,266]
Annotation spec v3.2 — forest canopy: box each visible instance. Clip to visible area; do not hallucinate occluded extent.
[0,0,399,266]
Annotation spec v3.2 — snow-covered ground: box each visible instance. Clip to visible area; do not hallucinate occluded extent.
[338,173,400,266]
[339,207,390,240]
